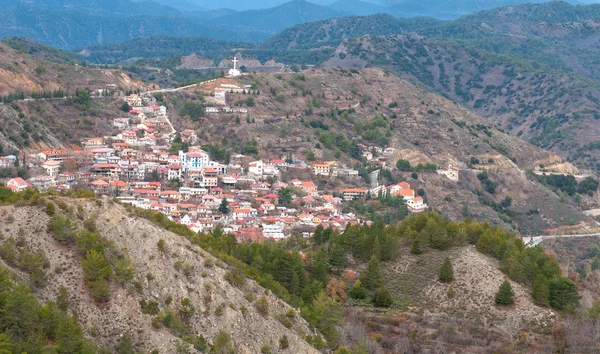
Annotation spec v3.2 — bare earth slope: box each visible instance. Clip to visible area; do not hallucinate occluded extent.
[0,43,155,96]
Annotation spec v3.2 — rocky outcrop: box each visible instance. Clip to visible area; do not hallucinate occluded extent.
[177,53,215,69]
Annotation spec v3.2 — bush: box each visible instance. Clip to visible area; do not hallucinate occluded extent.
[255,296,269,317]
[49,215,77,244]
[90,278,110,302]
[280,335,289,350]
[260,345,272,354]
[495,281,514,305]
[212,331,234,354]
[349,280,367,300]
[224,268,246,288]
[45,202,56,216]
[372,287,393,307]
[140,299,160,315]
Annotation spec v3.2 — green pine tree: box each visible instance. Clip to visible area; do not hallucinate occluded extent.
[371,235,382,260]
[549,277,581,310]
[532,274,550,307]
[410,238,423,255]
[116,332,135,354]
[218,198,230,214]
[495,280,515,305]
[329,243,347,273]
[438,257,454,283]
[310,248,330,287]
[360,255,383,291]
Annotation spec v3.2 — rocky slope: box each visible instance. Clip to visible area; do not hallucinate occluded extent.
[323,34,600,173]
[0,198,317,353]
[0,42,154,96]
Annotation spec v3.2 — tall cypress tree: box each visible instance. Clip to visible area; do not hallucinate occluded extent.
[438,257,454,283]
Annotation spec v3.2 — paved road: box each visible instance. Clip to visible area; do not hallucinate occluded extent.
[523,232,600,247]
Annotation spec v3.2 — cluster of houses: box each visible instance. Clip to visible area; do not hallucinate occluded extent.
[0,90,437,242]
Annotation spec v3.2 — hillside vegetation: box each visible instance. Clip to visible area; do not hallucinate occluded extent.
[324,34,600,172]
[0,189,318,353]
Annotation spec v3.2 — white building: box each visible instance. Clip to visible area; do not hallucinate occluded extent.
[262,222,285,239]
[248,160,264,176]
[179,150,210,172]
[214,89,226,105]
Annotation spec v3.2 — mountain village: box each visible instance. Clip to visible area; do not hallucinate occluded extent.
[0,64,445,242]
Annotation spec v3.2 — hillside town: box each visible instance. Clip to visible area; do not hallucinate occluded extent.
[1,87,436,242]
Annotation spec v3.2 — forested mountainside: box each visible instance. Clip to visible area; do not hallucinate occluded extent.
[323,35,600,172]
[264,2,600,80]
[0,0,182,17]
[0,7,263,50]
[0,0,352,50]
[160,68,592,234]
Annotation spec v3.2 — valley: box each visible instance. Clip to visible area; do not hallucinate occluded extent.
[1,0,600,353]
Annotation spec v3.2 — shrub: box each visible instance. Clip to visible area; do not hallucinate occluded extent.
[157,239,166,253]
[45,202,56,216]
[49,215,77,244]
[447,287,455,298]
[349,280,367,300]
[286,308,296,318]
[212,331,234,354]
[140,299,160,315]
[90,278,110,302]
[260,344,272,354]
[280,335,289,350]
[224,268,246,288]
[255,296,269,317]
[372,287,393,307]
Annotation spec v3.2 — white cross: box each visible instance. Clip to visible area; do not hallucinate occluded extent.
[232,56,238,70]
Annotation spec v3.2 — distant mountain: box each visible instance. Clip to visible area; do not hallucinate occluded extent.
[183,0,336,10]
[0,7,266,50]
[81,36,252,64]
[1,37,84,65]
[200,0,351,35]
[131,0,207,12]
[383,0,584,17]
[329,0,386,15]
[0,0,182,17]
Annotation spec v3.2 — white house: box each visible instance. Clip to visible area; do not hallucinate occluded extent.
[248,160,264,176]
[179,151,210,172]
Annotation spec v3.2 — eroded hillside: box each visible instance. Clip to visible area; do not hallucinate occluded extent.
[0,43,154,97]
[0,197,317,353]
